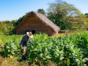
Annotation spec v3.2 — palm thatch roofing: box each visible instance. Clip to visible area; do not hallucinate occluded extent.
[13,11,60,32]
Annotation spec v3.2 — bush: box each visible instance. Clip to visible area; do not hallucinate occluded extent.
[3,41,20,57]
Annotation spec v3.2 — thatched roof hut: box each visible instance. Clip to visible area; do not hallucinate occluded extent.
[13,11,60,36]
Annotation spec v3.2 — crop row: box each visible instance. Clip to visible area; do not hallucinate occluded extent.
[1,32,88,66]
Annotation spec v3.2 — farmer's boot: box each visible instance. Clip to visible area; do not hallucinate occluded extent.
[19,55,26,62]
[22,55,26,61]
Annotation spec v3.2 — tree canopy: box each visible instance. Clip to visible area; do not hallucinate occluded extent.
[37,9,45,15]
[47,0,81,17]
[46,0,83,30]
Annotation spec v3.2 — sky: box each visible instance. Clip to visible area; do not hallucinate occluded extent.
[0,0,88,21]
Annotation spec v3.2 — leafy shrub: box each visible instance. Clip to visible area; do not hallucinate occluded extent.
[3,41,20,57]
[26,33,86,66]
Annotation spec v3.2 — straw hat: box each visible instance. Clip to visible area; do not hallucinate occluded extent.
[26,32,33,38]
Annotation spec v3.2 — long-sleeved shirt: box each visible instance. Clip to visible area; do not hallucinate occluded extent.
[20,35,34,47]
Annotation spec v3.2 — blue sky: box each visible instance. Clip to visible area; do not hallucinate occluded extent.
[0,0,88,21]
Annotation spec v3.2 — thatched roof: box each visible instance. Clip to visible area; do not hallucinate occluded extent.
[13,11,60,32]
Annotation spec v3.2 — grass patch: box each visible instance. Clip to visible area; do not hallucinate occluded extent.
[0,35,23,45]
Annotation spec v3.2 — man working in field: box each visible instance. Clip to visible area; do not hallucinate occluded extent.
[20,32,34,62]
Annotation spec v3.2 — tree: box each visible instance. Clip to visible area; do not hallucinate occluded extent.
[47,0,81,17]
[85,13,88,15]
[37,9,46,15]
[84,13,88,17]
[47,0,82,30]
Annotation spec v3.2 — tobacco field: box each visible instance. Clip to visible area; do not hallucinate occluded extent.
[1,32,88,66]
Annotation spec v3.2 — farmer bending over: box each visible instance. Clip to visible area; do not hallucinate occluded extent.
[20,32,34,62]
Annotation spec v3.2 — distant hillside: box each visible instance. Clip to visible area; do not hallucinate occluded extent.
[0,21,15,35]
[0,21,6,23]
[66,16,88,30]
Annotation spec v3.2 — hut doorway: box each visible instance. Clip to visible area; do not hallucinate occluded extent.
[32,30,35,34]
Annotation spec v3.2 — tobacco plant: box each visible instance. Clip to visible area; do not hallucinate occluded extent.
[2,32,88,66]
